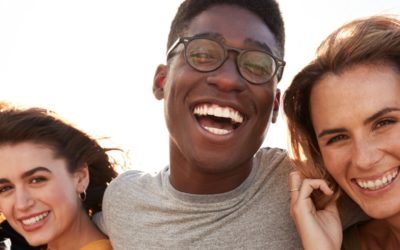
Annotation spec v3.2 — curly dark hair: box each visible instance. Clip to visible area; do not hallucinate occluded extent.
[0,102,119,215]
[167,0,285,58]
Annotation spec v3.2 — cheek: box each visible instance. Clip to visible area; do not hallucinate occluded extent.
[163,75,189,111]
[251,84,275,108]
[255,90,276,124]
[44,181,80,210]
[383,128,400,153]
[321,149,349,181]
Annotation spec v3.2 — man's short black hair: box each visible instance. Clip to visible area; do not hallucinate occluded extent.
[168,0,285,58]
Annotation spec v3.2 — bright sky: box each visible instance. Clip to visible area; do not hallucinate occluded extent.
[1,0,399,173]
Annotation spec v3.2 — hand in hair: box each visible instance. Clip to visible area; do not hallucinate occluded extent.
[289,171,342,250]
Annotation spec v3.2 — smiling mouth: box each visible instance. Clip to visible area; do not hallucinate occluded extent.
[21,211,49,226]
[193,103,244,135]
[354,167,399,191]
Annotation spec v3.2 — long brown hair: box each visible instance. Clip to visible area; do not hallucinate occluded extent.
[283,15,400,208]
[0,101,119,215]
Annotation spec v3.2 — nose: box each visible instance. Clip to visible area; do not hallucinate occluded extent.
[352,138,383,170]
[14,188,34,211]
[206,53,246,92]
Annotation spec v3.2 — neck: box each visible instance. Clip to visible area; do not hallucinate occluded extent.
[386,216,400,245]
[47,210,106,250]
[360,218,400,250]
[169,146,253,194]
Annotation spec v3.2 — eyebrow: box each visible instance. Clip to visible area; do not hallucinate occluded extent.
[192,32,273,54]
[244,38,273,54]
[317,107,400,138]
[192,32,222,40]
[364,107,400,125]
[318,128,347,138]
[0,166,51,184]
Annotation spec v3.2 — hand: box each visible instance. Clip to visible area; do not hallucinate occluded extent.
[289,171,342,250]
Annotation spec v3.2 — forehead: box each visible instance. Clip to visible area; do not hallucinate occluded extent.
[310,64,400,125]
[312,64,400,100]
[185,4,278,55]
[0,142,59,175]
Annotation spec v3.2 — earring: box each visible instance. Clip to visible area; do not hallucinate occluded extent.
[79,190,87,201]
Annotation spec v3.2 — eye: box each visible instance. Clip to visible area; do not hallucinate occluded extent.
[30,176,47,184]
[375,118,396,129]
[190,52,215,62]
[242,62,268,76]
[0,185,13,194]
[326,134,348,145]
[189,50,221,67]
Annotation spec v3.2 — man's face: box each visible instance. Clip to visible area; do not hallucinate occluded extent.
[154,4,280,179]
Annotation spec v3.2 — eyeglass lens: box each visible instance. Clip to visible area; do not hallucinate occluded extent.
[185,38,277,84]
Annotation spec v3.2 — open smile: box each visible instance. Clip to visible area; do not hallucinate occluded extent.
[18,211,50,232]
[353,167,399,191]
[21,211,49,226]
[193,103,245,135]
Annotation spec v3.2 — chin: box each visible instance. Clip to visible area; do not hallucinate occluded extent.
[363,204,400,220]
[23,234,50,247]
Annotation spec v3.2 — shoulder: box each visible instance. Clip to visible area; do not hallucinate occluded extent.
[103,168,166,203]
[107,168,161,191]
[256,147,288,160]
[247,147,294,196]
[80,239,113,250]
[99,168,168,233]
[255,147,293,172]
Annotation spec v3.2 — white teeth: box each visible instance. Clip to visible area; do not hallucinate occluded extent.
[21,212,49,226]
[356,168,399,190]
[193,104,244,124]
[204,126,230,135]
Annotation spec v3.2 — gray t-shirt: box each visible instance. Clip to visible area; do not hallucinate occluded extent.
[95,147,364,249]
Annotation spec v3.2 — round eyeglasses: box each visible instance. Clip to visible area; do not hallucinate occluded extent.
[167,37,285,85]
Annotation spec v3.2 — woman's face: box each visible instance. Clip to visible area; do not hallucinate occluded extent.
[310,63,400,219]
[0,142,88,246]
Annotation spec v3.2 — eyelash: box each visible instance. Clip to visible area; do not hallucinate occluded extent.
[0,186,13,194]
[375,118,396,129]
[326,134,348,145]
[325,118,397,146]
[30,176,47,184]
[0,177,48,193]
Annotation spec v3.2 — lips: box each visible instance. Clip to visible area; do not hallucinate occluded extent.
[193,103,245,135]
[20,211,49,226]
[354,167,399,191]
[18,211,50,233]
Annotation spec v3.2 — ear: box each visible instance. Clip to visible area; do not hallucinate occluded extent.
[271,89,281,123]
[74,163,90,194]
[153,64,167,100]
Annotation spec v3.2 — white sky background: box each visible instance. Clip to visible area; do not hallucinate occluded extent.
[1,0,399,173]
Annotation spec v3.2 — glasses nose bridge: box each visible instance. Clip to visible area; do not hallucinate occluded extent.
[223,44,242,58]
[220,45,243,71]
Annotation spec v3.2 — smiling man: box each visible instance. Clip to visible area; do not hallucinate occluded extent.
[95,0,301,249]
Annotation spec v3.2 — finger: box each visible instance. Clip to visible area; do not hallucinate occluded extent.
[291,179,333,219]
[288,171,303,204]
[288,171,303,190]
[324,198,340,215]
[298,179,333,201]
